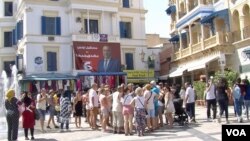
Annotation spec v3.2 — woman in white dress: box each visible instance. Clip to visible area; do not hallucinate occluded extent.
[164,87,175,128]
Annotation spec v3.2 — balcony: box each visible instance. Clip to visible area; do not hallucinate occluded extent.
[243,26,250,39]
[173,32,230,60]
[232,30,241,43]
[72,33,120,42]
[181,47,190,57]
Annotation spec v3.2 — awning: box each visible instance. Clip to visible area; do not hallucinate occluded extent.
[22,73,76,81]
[169,32,187,42]
[169,66,187,77]
[187,55,220,72]
[77,72,127,76]
[166,5,176,15]
[159,74,169,80]
[200,9,229,24]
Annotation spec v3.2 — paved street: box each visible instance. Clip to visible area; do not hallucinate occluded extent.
[0,106,249,141]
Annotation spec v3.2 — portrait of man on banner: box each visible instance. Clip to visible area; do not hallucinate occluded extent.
[73,42,121,73]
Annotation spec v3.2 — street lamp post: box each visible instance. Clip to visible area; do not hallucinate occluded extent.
[139,49,155,82]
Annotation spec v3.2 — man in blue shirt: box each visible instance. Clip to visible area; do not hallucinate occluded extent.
[150,81,160,129]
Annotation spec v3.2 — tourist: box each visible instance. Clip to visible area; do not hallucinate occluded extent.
[60,91,72,132]
[89,83,99,130]
[205,79,217,121]
[144,84,155,131]
[73,90,83,128]
[112,86,123,134]
[99,88,109,132]
[47,90,59,129]
[184,82,196,123]
[36,88,47,132]
[164,87,175,128]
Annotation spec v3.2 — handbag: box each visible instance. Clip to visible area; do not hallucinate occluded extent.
[138,97,148,115]
[34,109,40,120]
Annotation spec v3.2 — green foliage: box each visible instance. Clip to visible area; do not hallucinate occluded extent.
[193,81,206,100]
[213,69,239,87]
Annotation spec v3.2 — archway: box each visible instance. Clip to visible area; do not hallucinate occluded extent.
[232,10,241,41]
[243,4,250,39]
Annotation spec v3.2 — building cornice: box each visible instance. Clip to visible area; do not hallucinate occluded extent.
[118,8,147,14]
[69,0,119,7]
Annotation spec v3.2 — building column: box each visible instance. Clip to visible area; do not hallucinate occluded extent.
[200,24,205,50]
[111,13,118,35]
[179,31,183,57]
[239,15,245,40]
[189,25,193,46]
[87,10,90,34]
[101,11,104,34]
[176,0,180,20]
[186,1,189,13]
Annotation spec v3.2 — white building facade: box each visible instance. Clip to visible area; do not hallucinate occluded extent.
[0,0,147,80]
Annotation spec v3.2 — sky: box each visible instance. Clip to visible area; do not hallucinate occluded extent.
[144,0,171,38]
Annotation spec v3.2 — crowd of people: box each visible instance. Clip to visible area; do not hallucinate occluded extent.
[4,77,250,141]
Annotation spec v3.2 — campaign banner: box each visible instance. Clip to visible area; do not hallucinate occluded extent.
[73,42,121,72]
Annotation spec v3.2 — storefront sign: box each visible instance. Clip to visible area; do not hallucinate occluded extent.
[123,70,154,78]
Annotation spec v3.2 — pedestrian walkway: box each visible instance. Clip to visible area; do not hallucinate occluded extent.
[0,106,249,141]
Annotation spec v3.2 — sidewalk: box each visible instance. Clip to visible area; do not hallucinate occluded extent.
[0,106,249,141]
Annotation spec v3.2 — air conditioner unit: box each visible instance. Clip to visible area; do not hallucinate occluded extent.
[48,36,55,41]
[76,17,82,23]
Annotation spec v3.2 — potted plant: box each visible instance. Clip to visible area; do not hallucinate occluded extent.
[193,81,206,106]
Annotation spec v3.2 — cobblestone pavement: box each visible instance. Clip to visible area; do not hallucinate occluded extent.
[0,106,249,141]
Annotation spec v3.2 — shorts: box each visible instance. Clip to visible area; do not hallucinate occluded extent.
[147,109,155,118]
[90,107,99,116]
[122,105,133,115]
[101,108,109,116]
[38,109,46,120]
[49,106,55,116]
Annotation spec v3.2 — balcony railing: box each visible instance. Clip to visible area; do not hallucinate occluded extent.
[243,26,250,39]
[179,12,186,19]
[72,33,120,42]
[174,51,180,60]
[173,31,231,61]
[232,30,241,42]
[181,47,190,57]
[204,35,216,49]
[191,42,202,53]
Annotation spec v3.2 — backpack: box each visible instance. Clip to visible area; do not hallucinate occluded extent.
[233,85,241,100]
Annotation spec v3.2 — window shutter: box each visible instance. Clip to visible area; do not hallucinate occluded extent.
[47,52,57,71]
[41,16,46,35]
[12,29,16,45]
[123,0,130,8]
[51,52,57,71]
[127,22,132,38]
[16,22,20,40]
[56,17,61,35]
[47,52,52,71]
[125,53,134,70]
[20,20,23,39]
[84,19,88,33]
[119,22,125,38]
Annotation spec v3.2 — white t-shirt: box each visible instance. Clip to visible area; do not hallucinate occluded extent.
[144,90,154,110]
[121,94,133,105]
[112,91,122,112]
[206,84,216,100]
[185,87,195,103]
[89,88,99,107]
[36,94,46,110]
[134,96,145,109]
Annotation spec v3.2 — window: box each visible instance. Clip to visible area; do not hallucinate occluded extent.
[4,61,15,77]
[123,0,130,8]
[120,22,132,38]
[4,2,13,16]
[125,53,134,70]
[41,16,61,35]
[47,52,57,71]
[84,19,99,34]
[4,32,13,47]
